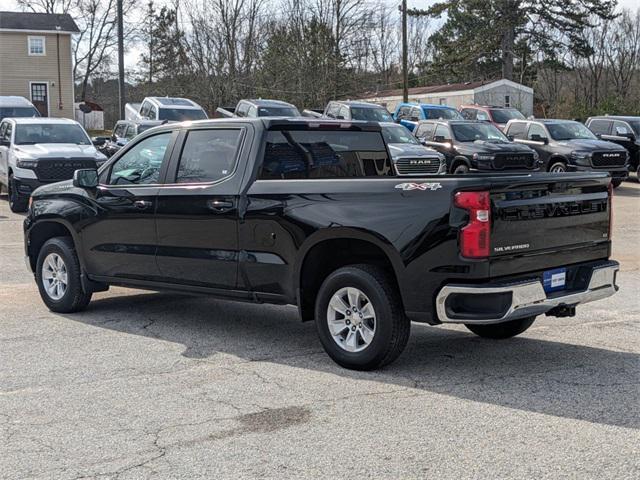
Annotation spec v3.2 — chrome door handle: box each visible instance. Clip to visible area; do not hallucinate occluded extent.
[207,199,234,212]
[133,200,152,209]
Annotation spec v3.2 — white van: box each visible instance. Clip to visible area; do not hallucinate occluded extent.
[0,96,40,122]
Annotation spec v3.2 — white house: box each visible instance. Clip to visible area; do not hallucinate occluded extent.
[359,79,534,116]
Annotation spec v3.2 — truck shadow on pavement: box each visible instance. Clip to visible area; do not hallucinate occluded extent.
[63,290,639,431]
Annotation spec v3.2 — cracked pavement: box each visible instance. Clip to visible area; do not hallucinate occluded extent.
[0,183,638,479]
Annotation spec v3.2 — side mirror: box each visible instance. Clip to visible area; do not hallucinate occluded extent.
[530,134,548,144]
[73,168,98,189]
[507,134,514,141]
[433,135,446,143]
[336,115,345,120]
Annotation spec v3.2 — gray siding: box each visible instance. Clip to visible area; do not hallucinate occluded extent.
[474,85,533,116]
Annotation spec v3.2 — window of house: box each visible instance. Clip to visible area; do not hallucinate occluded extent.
[505,95,511,107]
[175,129,243,183]
[439,98,446,105]
[28,36,46,56]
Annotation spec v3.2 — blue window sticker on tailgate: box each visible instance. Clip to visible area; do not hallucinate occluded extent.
[543,268,566,293]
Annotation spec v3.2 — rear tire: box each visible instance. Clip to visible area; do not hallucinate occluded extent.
[8,174,29,213]
[315,264,410,371]
[35,237,92,313]
[465,316,536,339]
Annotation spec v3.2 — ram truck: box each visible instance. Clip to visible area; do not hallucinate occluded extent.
[23,118,619,370]
[215,99,300,118]
[125,96,207,122]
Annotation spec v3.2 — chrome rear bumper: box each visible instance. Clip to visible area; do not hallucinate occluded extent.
[436,262,619,324]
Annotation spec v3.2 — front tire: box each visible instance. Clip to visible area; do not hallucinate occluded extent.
[548,160,567,173]
[8,174,29,213]
[465,316,536,339]
[35,237,92,313]
[452,163,470,175]
[315,264,410,370]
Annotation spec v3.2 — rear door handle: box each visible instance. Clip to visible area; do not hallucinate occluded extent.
[133,200,152,210]
[207,199,234,212]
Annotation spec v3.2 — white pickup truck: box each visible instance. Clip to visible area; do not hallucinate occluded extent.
[125,97,208,122]
[0,117,107,212]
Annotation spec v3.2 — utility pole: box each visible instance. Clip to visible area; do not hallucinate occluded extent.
[401,0,408,103]
[117,0,125,120]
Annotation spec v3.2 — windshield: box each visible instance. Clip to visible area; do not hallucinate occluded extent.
[451,123,509,142]
[15,123,91,145]
[257,106,300,117]
[158,108,207,121]
[382,125,419,144]
[490,108,525,124]
[547,122,597,141]
[350,107,393,122]
[424,108,463,120]
[0,107,40,120]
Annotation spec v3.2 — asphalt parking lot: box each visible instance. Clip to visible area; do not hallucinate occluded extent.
[0,182,638,480]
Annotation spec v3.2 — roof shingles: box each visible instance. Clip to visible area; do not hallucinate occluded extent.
[0,11,79,33]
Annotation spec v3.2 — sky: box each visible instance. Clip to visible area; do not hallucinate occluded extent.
[3,0,639,70]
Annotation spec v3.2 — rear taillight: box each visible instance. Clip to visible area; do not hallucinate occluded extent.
[608,181,613,240]
[454,191,491,258]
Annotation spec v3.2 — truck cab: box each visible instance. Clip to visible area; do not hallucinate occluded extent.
[126,97,208,122]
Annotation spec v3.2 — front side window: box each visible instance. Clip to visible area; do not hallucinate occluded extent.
[113,123,126,137]
[506,122,527,140]
[125,126,137,140]
[434,124,452,141]
[476,110,490,121]
[14,123,91,145]
[3,123,13,143]
[349,107,393,122]
[547,122,596,141]
[528,123,548,140]
[461,109,476,120]
[382,125,419,145]
[415,122,435,140]
[109,132,172,185]
[613,121,632,136]
[588,119,611,136]
[260,129,392,179]
[175,129,242,184]
[451,123,508,142]
[28,36,45,55]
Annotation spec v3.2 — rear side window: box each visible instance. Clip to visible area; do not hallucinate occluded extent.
[506,122,527,139]
[176,129,242,183]
[588,119,611,135]
[260,129,392,180]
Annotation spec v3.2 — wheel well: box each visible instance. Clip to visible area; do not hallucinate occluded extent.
[548,156,567,169]
[27,222,73,271]
[450,157,469,173]
[298,238,399,321]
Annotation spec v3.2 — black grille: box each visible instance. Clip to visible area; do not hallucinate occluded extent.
[492,153,535,170]
[591,151,626,168]
[395,157,441,175]
[35,158,97,181]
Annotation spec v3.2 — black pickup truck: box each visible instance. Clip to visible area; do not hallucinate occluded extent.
[23,118,619,370]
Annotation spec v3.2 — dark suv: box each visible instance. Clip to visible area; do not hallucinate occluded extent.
[585,116,640,181]
[505,119,629,187]
[414,120,540,174]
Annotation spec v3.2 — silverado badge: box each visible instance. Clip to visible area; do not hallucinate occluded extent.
[395,182,442,191]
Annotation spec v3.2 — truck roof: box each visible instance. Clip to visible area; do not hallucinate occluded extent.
[137,117,384,134]
[331,101,386,109]
[0,96,35,108]
[146,97,202,109]
[8,117,79,125]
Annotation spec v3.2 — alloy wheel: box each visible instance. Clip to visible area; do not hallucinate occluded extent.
[42,253,68,300]
[326,287,376,352]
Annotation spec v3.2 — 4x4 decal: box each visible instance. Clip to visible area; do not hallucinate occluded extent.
[395,182,442,191]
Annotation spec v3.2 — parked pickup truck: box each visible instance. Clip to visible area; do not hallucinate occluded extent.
[125,96,208,122]
[216,99,300,118]
[303,101,394,122]
[0,117,107,212]
[23,118,619,370]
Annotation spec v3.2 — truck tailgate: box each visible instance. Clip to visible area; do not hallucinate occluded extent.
[488,174,611,272]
